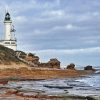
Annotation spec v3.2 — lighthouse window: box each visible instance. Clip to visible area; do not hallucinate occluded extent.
[5,42,10,44]
[11,42,15,44]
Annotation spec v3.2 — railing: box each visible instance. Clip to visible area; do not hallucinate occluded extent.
[0,39,17,41]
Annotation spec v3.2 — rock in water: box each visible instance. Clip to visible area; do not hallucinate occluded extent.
[84,65,95,71]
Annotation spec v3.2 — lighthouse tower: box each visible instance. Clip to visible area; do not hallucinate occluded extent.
[0,12,17,51]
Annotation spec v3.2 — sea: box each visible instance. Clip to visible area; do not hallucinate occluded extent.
[7,66,100,97]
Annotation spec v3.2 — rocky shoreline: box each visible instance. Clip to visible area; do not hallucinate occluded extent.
[0,78,99,100]
[0,67,98,100]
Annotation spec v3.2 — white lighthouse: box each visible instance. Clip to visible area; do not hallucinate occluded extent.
[0,12,17,51]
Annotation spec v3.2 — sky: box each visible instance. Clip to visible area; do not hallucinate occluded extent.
[0,0,100,67]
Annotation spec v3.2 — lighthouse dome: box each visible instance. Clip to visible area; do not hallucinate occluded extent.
[5,12,11,21]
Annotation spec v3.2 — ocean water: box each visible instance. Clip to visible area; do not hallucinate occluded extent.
[7,67,100,97]
[70,67,100,96]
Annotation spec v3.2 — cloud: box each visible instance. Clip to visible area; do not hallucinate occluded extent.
[42,10,65,18]
[65,24,77,30]
[35,47,100,55]
[14,16,27,24]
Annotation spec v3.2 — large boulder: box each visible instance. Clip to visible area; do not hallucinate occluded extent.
[39,58,60,68]
[66,63,76,70]
[84,65,95,71]
[48,58,60,69]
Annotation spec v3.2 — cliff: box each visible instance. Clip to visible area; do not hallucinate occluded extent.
[0,45,60,69]
[0,45,19,64]
[0,45,28,69]
[0,45,95,80]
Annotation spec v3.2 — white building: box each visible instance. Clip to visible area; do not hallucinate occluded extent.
[0,12,17,51]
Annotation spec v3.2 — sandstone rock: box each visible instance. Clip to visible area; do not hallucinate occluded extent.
[6,89,18,95]
[39,58,60,69]
[48,58,60,69]
[66,63,76,70]
[25,53,39,65]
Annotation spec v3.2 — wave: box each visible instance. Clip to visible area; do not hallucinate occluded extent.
[95,70,100,74]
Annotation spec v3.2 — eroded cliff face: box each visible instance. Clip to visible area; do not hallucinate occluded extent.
[17,51,61,69]
[0,45,61,69]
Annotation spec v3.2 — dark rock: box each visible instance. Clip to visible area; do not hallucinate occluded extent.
[86,96,96,100]
[16,86,22,89]
[43,84,73,89]
[84,65,95,71]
